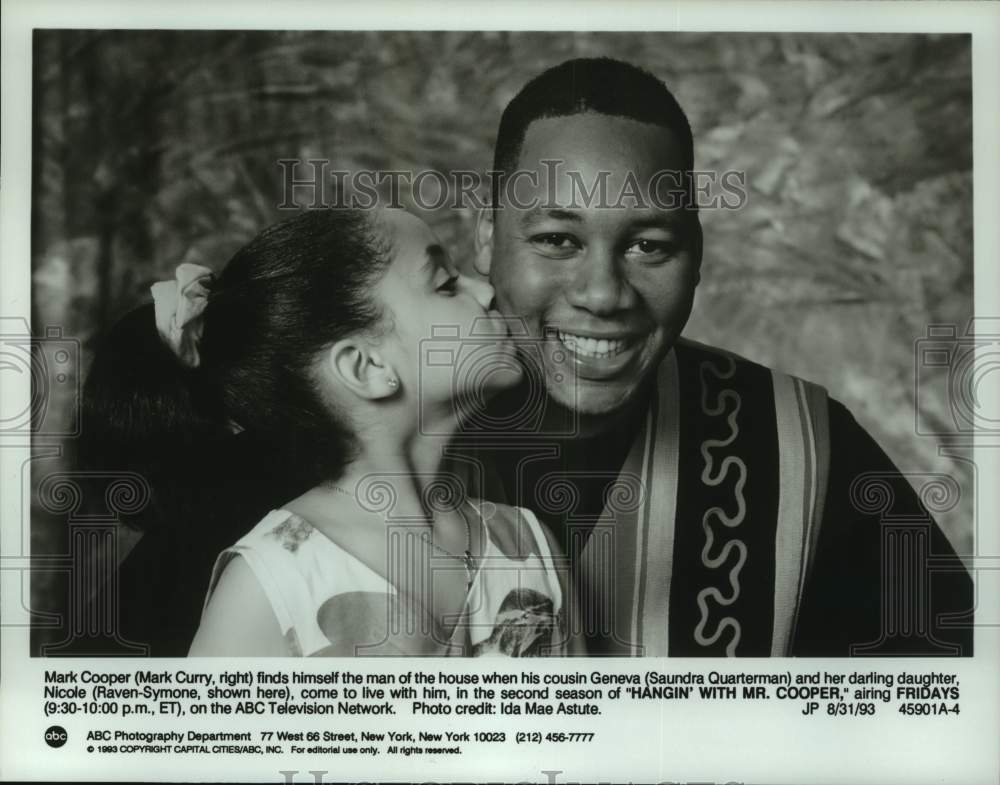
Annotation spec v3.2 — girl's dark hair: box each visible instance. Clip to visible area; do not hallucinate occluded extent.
[77,208,393,531]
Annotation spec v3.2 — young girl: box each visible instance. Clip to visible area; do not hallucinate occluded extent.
[85,207,579,657]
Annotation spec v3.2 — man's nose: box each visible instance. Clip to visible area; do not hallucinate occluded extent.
[567,248,633,315]
[460,274,496,310]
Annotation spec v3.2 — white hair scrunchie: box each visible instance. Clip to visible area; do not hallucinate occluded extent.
[150,263,214,368]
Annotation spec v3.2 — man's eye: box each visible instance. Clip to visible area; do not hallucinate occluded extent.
[436,275,459,295]
[625,239,676,261]
[529,233,580,256]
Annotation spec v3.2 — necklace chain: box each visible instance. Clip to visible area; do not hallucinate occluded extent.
[330,485,479,587]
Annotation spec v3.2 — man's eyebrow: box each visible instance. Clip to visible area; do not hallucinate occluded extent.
[519,208,583,227]
[517,208,686,232]
[626,213,686,231]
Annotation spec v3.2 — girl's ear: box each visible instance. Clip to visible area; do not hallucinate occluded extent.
[325,339,400,400]
[473,207,494,277]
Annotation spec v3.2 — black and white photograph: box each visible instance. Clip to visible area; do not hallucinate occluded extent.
[2,2,998,783]
[25,28,977,659]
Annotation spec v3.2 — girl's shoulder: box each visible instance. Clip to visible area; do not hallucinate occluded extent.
[232,509,391,588]
[200,509,396,657]
[235,509,318,556]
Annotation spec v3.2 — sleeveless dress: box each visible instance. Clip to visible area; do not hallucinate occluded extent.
[202,500,568,657]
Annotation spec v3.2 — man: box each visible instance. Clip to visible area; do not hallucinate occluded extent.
[463,57,973,656]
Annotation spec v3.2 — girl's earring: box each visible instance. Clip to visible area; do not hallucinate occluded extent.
[387,377,399,388]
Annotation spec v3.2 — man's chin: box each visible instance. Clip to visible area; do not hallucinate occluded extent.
[545,375,645,418]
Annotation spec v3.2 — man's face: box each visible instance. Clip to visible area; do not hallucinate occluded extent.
[480,112,702,416]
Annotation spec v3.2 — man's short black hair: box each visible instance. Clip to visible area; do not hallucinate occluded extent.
[492,57,694,183]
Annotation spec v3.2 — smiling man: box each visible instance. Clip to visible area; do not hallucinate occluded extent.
[468,57,973,657]
[486,109,700,417]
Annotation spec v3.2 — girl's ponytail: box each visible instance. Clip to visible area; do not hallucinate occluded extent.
[76,301,230,530]
[77,208,396,530]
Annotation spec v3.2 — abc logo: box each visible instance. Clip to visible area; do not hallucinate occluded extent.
[44,725,68,748]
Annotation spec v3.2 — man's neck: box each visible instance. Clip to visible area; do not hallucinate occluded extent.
[537,381,654,442]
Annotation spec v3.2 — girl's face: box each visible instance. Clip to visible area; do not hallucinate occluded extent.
[374,209,521,420]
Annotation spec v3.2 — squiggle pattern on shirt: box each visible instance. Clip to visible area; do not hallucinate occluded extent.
[694,356,747,657]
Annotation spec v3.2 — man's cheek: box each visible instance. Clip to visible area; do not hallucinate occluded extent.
[521,258,563,310]
[639,269,698,323]
[496,259,558,326]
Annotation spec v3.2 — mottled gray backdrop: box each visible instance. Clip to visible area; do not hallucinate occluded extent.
[30,32,973,599]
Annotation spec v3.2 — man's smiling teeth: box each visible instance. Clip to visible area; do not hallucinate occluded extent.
[556,330,630,358]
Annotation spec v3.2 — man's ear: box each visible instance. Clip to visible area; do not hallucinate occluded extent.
[325,339,399,400]
[690,215,704,286]
[473,207,495,277]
